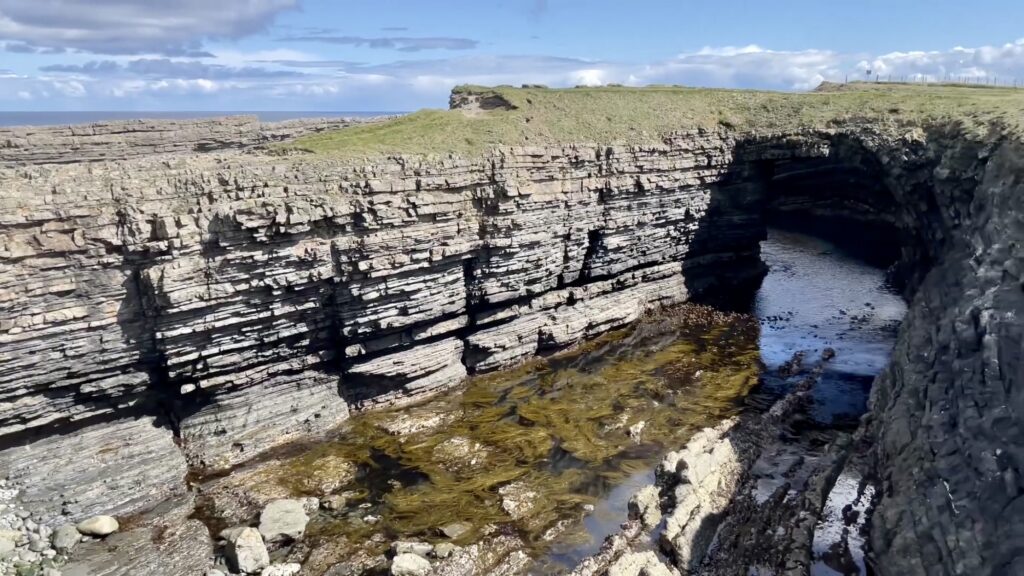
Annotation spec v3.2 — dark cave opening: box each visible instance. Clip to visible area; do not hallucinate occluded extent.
[761,153,903,272]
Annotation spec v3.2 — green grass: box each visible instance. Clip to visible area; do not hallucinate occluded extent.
[284,82,1024,158]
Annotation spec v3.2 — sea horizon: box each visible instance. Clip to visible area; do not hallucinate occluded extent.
[0,110,407,128]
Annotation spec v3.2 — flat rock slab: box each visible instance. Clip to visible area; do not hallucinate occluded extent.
[61,497,211,576]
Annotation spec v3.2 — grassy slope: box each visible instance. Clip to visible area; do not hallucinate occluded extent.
[285,83,1024,158]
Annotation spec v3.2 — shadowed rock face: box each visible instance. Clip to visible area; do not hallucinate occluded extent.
[0,117,1021,576]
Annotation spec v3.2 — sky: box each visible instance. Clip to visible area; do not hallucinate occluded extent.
[1,0,1023,111]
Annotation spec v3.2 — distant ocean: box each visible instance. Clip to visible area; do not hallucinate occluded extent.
[0,111,406,128]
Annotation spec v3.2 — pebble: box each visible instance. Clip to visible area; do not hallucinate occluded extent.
[320,495,347,511]
[28,535,48,553]
[300,497,320,515]
[627,421,647,442]
[439,521,471,540]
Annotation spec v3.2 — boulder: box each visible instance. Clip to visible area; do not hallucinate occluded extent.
[433,542,457,559]
[258,499,309,543]
[224,527,269,574]
[51,524,80,554]
[75,515,119,537]
[390,553,431,576]
[391,541,433,558]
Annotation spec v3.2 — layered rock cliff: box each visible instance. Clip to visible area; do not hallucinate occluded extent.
[0,98,1021,575]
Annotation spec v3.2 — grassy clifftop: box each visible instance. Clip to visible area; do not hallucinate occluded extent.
[286,83,1024,158]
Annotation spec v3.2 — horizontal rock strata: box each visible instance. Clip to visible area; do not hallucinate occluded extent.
[0,115,380,165]
[0,126,787,479]
[0,114,1021,576]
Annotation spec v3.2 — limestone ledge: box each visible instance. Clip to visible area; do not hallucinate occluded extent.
[0,115,379,166]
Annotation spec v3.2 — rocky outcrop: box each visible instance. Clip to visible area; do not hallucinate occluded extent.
[0,127,775,478]
[0,111,1022,576]
[865,136,1024,576]
[0,115,384,166]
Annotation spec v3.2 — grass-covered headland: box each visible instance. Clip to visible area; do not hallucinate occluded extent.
[284,82,1024,158]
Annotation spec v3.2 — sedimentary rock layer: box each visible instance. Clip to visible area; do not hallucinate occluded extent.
[0,114,1021,576]
[0,115,378,165]
[0,128,779,477]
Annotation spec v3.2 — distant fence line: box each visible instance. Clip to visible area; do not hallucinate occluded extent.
[842,74,1024,88]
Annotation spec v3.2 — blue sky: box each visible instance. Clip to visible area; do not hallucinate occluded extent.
[1,0,1023,111]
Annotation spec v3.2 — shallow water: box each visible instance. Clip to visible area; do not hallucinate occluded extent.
[204,227,905,574]
[755,228,905,427]
[539,228,907,570]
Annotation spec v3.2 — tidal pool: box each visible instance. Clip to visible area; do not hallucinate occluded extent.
[271,305,761,572]
[755,228,905,428]
[199,227,905,575]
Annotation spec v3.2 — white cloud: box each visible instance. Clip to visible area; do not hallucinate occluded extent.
[0,0,297,55]
[860,38,1024,81]
[51,80,84,97]
[572,69,607,86]
[4,38,1024,110]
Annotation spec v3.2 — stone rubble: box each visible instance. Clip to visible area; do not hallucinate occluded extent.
[0,479,65,576]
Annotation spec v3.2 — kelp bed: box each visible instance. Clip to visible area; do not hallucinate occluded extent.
[227,304,762,568]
